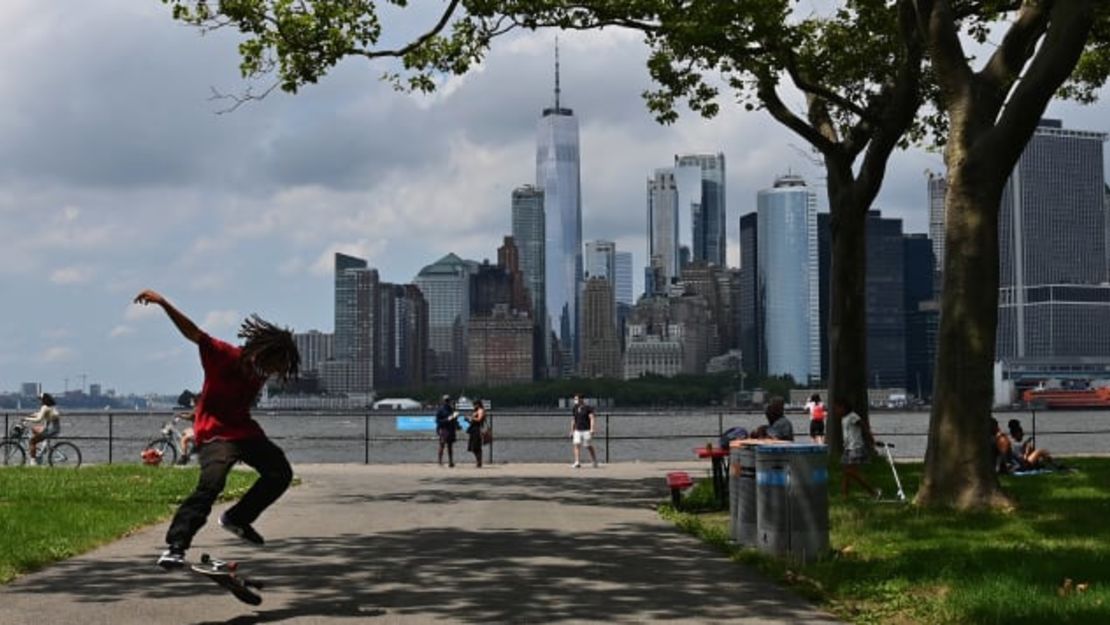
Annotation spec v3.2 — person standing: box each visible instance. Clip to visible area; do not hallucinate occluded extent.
[436,395,458,467]
[133,289,299,569]
[466,399,487,468]
[837,399,880,499]
[24,393,61,465]
[805,393,827,444]
[570,394,598,468]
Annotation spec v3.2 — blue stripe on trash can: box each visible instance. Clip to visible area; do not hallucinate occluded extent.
[757,471,788,486]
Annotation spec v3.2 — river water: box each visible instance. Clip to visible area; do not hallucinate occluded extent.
[3,408,1106,465]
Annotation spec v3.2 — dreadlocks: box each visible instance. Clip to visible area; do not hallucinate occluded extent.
[238,314,300,382]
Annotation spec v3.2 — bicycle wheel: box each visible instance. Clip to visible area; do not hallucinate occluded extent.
[0,441,25,466]
[47,442,82,468]
[143,437,177,466]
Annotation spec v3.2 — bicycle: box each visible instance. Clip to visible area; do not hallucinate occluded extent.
[0,423,83,468]
[142,414,195,466]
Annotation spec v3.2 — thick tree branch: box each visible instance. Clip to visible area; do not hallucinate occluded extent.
[784,50,873,122]
[757,71,839,156]
[915,0,975,106]
[856,0,924,205]
[978,1,1051,96]
[984,0,1095,165]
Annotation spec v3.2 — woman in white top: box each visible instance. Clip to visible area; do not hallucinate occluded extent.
[24,393,61,464]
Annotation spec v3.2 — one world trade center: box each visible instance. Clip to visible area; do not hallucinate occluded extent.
[536,43,582,374]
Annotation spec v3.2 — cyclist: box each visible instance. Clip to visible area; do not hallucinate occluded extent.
[24,393,61,465]
[176,394,197,465]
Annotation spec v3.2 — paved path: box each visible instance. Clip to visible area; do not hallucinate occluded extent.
[0,463,841,624]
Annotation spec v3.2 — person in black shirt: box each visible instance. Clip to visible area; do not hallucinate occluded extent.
[570,394,598,468]
[435,395,458,467]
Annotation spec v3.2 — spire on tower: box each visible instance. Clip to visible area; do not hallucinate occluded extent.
[554,37,561,111]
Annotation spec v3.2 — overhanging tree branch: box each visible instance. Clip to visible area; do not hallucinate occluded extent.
[977,1,1051,96]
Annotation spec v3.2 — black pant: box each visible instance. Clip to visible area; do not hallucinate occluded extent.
[165,437,292,550]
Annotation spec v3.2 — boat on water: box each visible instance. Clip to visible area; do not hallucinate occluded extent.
[1022,383,1110,409]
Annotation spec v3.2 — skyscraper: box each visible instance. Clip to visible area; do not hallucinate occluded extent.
[580,277,621,378]
[927,171,947,284]
[414,253,476,385]
[997,119,1110,360]
[512,185,547,378]
[738,212,761,375]
[614,251,634,307]
[904,233,937,400]
[328,253,378,393]
[536,43,583,371]
[676,153,727,267]
[758,175,819,384]
[584,240,617,282]
[647,168,680,284]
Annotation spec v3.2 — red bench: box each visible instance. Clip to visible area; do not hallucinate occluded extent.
[666,471,694,508]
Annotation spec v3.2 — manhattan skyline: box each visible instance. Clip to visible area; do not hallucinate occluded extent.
[1,2,1108,395]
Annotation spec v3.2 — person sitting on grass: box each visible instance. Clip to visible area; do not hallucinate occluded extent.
[837,399,880,499]
[1007,419,1059,471]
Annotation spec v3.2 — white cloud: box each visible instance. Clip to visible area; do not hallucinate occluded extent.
[108,325,134,338]
[202,310,240,333]
[40,346,75,363]
[49,265,93,285]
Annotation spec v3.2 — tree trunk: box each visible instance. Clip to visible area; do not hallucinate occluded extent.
[915,151,1013,510]
[824,176,870,458]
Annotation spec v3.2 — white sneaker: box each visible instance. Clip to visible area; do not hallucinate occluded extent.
[571,462,580,468]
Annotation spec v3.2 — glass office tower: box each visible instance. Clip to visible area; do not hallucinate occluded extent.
[536,46,583,369]
[757,175,820,384]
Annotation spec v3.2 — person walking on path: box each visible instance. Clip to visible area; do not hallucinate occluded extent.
[805,393,826,444]
[24,393,61,465]
[436,395,458,467]
[837,399,880,499]
[466,399,487,468]
[570,394,598,468]
[133,289,299,569]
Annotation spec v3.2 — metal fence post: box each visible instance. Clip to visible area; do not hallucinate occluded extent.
[487,412,494,465]
[718,412,723,439]
[605,413,610,464]
[108,413,114,464]
[364,411,370,465]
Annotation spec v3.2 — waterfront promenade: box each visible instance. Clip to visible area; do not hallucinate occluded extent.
[0,462,840,624]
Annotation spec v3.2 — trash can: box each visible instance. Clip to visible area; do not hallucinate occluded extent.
[755,443,829,562]
[755,445,791,557]
[730,441,759,547]
[786,444,829,563]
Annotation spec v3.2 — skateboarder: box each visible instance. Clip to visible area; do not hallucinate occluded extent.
[133,289,299,569]
[570,394,598,468]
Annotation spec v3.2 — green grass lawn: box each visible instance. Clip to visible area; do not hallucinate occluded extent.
[666,457,1110,625]
[0,465,255,583]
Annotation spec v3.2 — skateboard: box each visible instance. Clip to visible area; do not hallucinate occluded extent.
[190,553,264,606]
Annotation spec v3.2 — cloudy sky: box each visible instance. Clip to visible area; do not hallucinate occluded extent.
[1,1,1108,396]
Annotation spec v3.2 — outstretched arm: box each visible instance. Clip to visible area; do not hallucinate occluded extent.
[133,289,202,344]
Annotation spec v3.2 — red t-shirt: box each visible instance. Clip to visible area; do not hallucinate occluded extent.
[193,333,266,444]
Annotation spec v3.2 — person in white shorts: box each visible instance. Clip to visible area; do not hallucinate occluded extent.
[570,394,598,468]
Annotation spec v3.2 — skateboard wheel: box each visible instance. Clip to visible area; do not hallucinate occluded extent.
[200,553,211,564]
[227,561,238,572]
